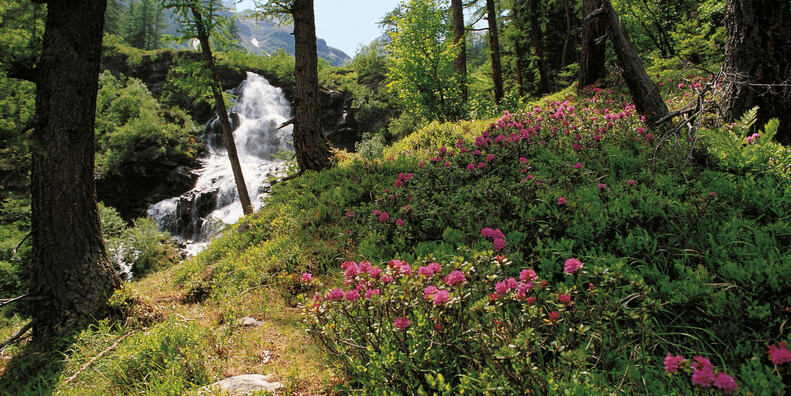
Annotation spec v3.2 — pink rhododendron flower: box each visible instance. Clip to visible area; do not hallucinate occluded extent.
[664,353,685,373]
[444,270,466,286]
[345,289,360,301]
[423,285,438,300]
[519,157,529,163]
[467,163,475,171]
[564,258,583,274]
[691,356,715,387]
[433,289,450,306]
[486,154,495,162]
[573,162,583,169]
[768,342,791,365]
[327,288,344,301]
[526,296,535,306]
[627,179,636,186]
[394,317,411,331]
[558,294,571,305]
[380,274,393,284]
[597,183,607,190]
[495,281,508,294]
[358,261,372,273]
[548,311,559,323]
[344,262,359,278]
[394,179,404,188]
[557,197,567,205]
[492,237,506,251]
[481,227,506,240]
[379,212,390,222]
[301,272,313,283]
[368,266,382,278]
[365,289,380,299]
[520,268,537,283]
[714,372,738,394]
[418,262,441,277]
[395,218,405,227]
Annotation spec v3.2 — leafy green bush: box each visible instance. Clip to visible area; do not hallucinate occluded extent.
[305,252,660,393]
[95,70,199,178]
[107,217,179,278]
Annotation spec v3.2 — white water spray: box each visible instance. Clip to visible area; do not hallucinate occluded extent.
[147,72,292,254]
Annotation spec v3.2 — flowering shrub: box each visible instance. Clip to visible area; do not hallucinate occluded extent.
[303,250,657,393]
[663,353,739,394]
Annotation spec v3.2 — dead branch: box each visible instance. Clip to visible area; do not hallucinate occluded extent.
[277,117,295,130]
[0,321,33,352]
[0,294,42,308]
[64,331,133,385]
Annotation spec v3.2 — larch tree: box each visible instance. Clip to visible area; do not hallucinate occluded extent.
[485,0,504,105]
[451,0,467,103]
[28,0,121,341]
[579,0,607,90]
[166,0,253,215]
[529,0,551,95]
[599,0,668,125]
[722,0,791,143]
[255,0,333,174]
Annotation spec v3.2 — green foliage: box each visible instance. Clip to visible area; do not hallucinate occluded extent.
[305,253,659,393]
[107,217,179,278]
[123,0,165,50]
[216,48,295,88]
[95,70,199,178]
[700,107,791,175]
[386,0,465,122]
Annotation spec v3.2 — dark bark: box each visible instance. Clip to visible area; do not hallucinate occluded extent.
[723,0,791,143]
[579,0,607,90]
[189,2,253,216]
[451,0,467,103]
[292,0,333,172]
[30,0,121,341]
[561,0,572,68]
[602,0,668,125]
[511,2,528,97]
[530,0,551,95]
[485,0,504,105]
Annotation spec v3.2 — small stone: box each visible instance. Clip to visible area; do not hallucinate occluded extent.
[240,316,265,327]
[200,374,283,395]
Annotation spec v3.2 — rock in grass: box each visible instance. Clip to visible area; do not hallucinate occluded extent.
[200,374,284,395]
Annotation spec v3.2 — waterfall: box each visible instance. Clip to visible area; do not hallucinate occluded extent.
[147,72,292,254]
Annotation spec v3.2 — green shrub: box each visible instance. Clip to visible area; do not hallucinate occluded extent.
[107,217,179,278]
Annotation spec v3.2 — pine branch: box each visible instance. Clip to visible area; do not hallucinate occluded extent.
[0,321,33,352]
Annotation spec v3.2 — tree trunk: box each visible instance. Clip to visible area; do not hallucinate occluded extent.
[30,0,121,342]
[292,0,333,172]
[530,0,551,95]
[190,2,253,215]
[451,0,467,103]
[486,0,504,106]
[512,2,528,97]
[561,0,572,68]
[579,0,607,90]
[602,0,668,125]
[723,0,791,143]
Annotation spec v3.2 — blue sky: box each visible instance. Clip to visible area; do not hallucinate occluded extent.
[235,0,402,57]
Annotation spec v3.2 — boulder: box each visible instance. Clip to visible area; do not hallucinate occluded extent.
[200,374,283,395]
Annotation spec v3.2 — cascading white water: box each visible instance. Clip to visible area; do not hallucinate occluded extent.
[147,72,292,254]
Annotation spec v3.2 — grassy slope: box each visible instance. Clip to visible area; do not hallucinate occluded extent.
[1,75,790,394]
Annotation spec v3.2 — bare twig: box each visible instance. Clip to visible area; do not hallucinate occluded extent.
[0,321,34,352]
[63,331,133,385]
[0,294,42,307]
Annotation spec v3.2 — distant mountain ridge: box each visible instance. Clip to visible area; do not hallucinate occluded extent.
[234,13,351,67]
[158,6,351,67]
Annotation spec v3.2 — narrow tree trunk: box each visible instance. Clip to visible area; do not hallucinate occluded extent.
[190,3,253,215]
[579,0,607,90]
[723,0,791,143]
[486,0,504,106]
[530,0,551,95]
[30,0,121,342]
[292,0,333,172]
[512,2,528,97]
[561,0,572,68]
[602,0,668,125]
[451,0,467,103]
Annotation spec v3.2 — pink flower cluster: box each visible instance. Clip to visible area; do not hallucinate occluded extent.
[663,353,738,394]
[767,341,791,365]
[443,270,467,286]
[418,262,442,277]
[393,172,414,188]
[492,267,538,300]
[394,317,410,331]
[481,227,506,252]
[564,258,583,275]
